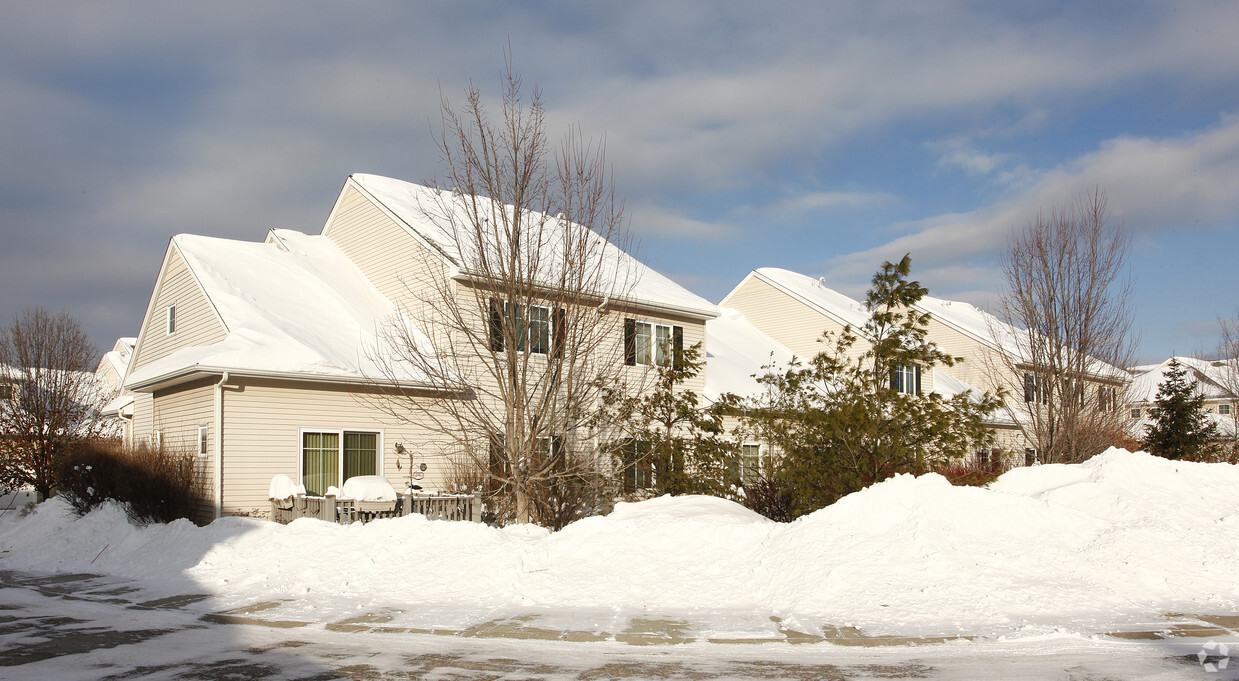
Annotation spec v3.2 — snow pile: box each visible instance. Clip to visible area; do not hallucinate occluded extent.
[267,474,305,503]
[339,475,397,501]
[1,449,1236,638]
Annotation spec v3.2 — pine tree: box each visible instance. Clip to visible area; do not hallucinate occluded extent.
[1143,359,1218,460]
[739,255,1000,517]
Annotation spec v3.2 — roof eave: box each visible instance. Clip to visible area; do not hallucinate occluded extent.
[126,364,443,393]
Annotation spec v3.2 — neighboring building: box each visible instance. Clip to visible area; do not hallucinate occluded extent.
[720,267,1132,467]
[95,337,136,393]
[120,174,716,522]
[97,337,137,442]
[1126,356,1238,441]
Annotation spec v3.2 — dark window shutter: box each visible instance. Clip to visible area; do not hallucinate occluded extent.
[553,308,566,358]
[623,319,636,366]
[890,367,899,392]
[672,326,684,370]
[915,366,922,395]
[1024,373,1035,403]
[488,298,504,351]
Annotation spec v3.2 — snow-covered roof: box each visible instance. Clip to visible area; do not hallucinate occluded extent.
[703,308,796,401]
[1126,356,1236,404]
[741,268,870,329]
[348,174,718,319]
[914,295,1127,382]
[126,229,434,390]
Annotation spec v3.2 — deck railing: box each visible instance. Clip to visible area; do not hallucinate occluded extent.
[271,492,482,525]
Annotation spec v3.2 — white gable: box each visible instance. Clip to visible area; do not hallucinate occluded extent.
[126,229,434,389]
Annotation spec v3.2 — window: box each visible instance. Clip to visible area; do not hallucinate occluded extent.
[166,305,176,335]
[739,443,762,487]
[1098,386,1117,412]
[1023,373,1049,404]
[198,425,209,457]
[1221,404,1232,416]
[623,319,683,367]
[152,430,163,450]
[976,448,989,469]
[0,382,12,401]
[1149,407,1162,417]
[488,299,562,355]
[1130,408,1142,419]
[1024,449,1037,466]
[891,365,921,395]
[301,429,380,496]
[617,439,653,493]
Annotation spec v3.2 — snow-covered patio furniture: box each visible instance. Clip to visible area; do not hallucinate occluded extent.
[269,474,481,524]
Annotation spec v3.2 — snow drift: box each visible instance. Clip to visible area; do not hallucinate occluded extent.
[1,448,1236,638]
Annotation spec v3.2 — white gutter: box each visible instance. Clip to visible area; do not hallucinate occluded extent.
[213,371,229,520]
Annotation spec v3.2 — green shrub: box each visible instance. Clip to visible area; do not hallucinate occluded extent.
[57,440,203,524]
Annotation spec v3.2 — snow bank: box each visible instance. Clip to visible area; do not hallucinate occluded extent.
[1,449,1236,638]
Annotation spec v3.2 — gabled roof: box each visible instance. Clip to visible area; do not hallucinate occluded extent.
[913,295,1128,383]
[704,307,796,401]
[725,268,870,329]
[345,174,718,320]
[126,229,435,391]
[1126,356,1236,404]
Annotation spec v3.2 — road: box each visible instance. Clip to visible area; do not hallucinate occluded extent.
[0,570,1232,680]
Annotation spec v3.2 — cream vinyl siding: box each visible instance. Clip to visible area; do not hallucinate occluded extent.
[923,317,1006,396]
[617,310,709,395]
[151,379,216,523]
[723,275,855,361]
[131,248,226,374]
[131,392,155,445]
[322,185,448,315]
[218,378,454,517]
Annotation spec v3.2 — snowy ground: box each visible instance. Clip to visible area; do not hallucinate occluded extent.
[0,448,1236,679]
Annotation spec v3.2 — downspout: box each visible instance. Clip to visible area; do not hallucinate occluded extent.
[213,372,229,520]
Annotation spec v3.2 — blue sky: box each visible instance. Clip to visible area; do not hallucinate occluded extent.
[2,1,1237,364]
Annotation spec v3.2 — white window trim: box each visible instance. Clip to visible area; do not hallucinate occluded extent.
[166,305,176,335]
[502,301,553,355]
[197,425,209,457]
[634,320,676,367]
[296,427,385,494]
[739,442,763,487]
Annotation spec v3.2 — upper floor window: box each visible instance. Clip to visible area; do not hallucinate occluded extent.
[1131,407,1142,419]
[0,382,12,401]
[166,305,176,335]
[623,319,683,368]
[1024,373,1049,404]
[1220,403,1232,416]
[1098,386,1117,412]
[891,365,921,395]
[488,299,563,355]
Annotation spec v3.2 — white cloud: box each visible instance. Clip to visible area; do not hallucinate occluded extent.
[825,115,1239,288]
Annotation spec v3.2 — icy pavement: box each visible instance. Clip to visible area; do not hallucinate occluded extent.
[0,569,1235,680]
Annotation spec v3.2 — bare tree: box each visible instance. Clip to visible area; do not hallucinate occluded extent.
[0,307,108,501]
[994,191,1135,463]
[369,61,637,527]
